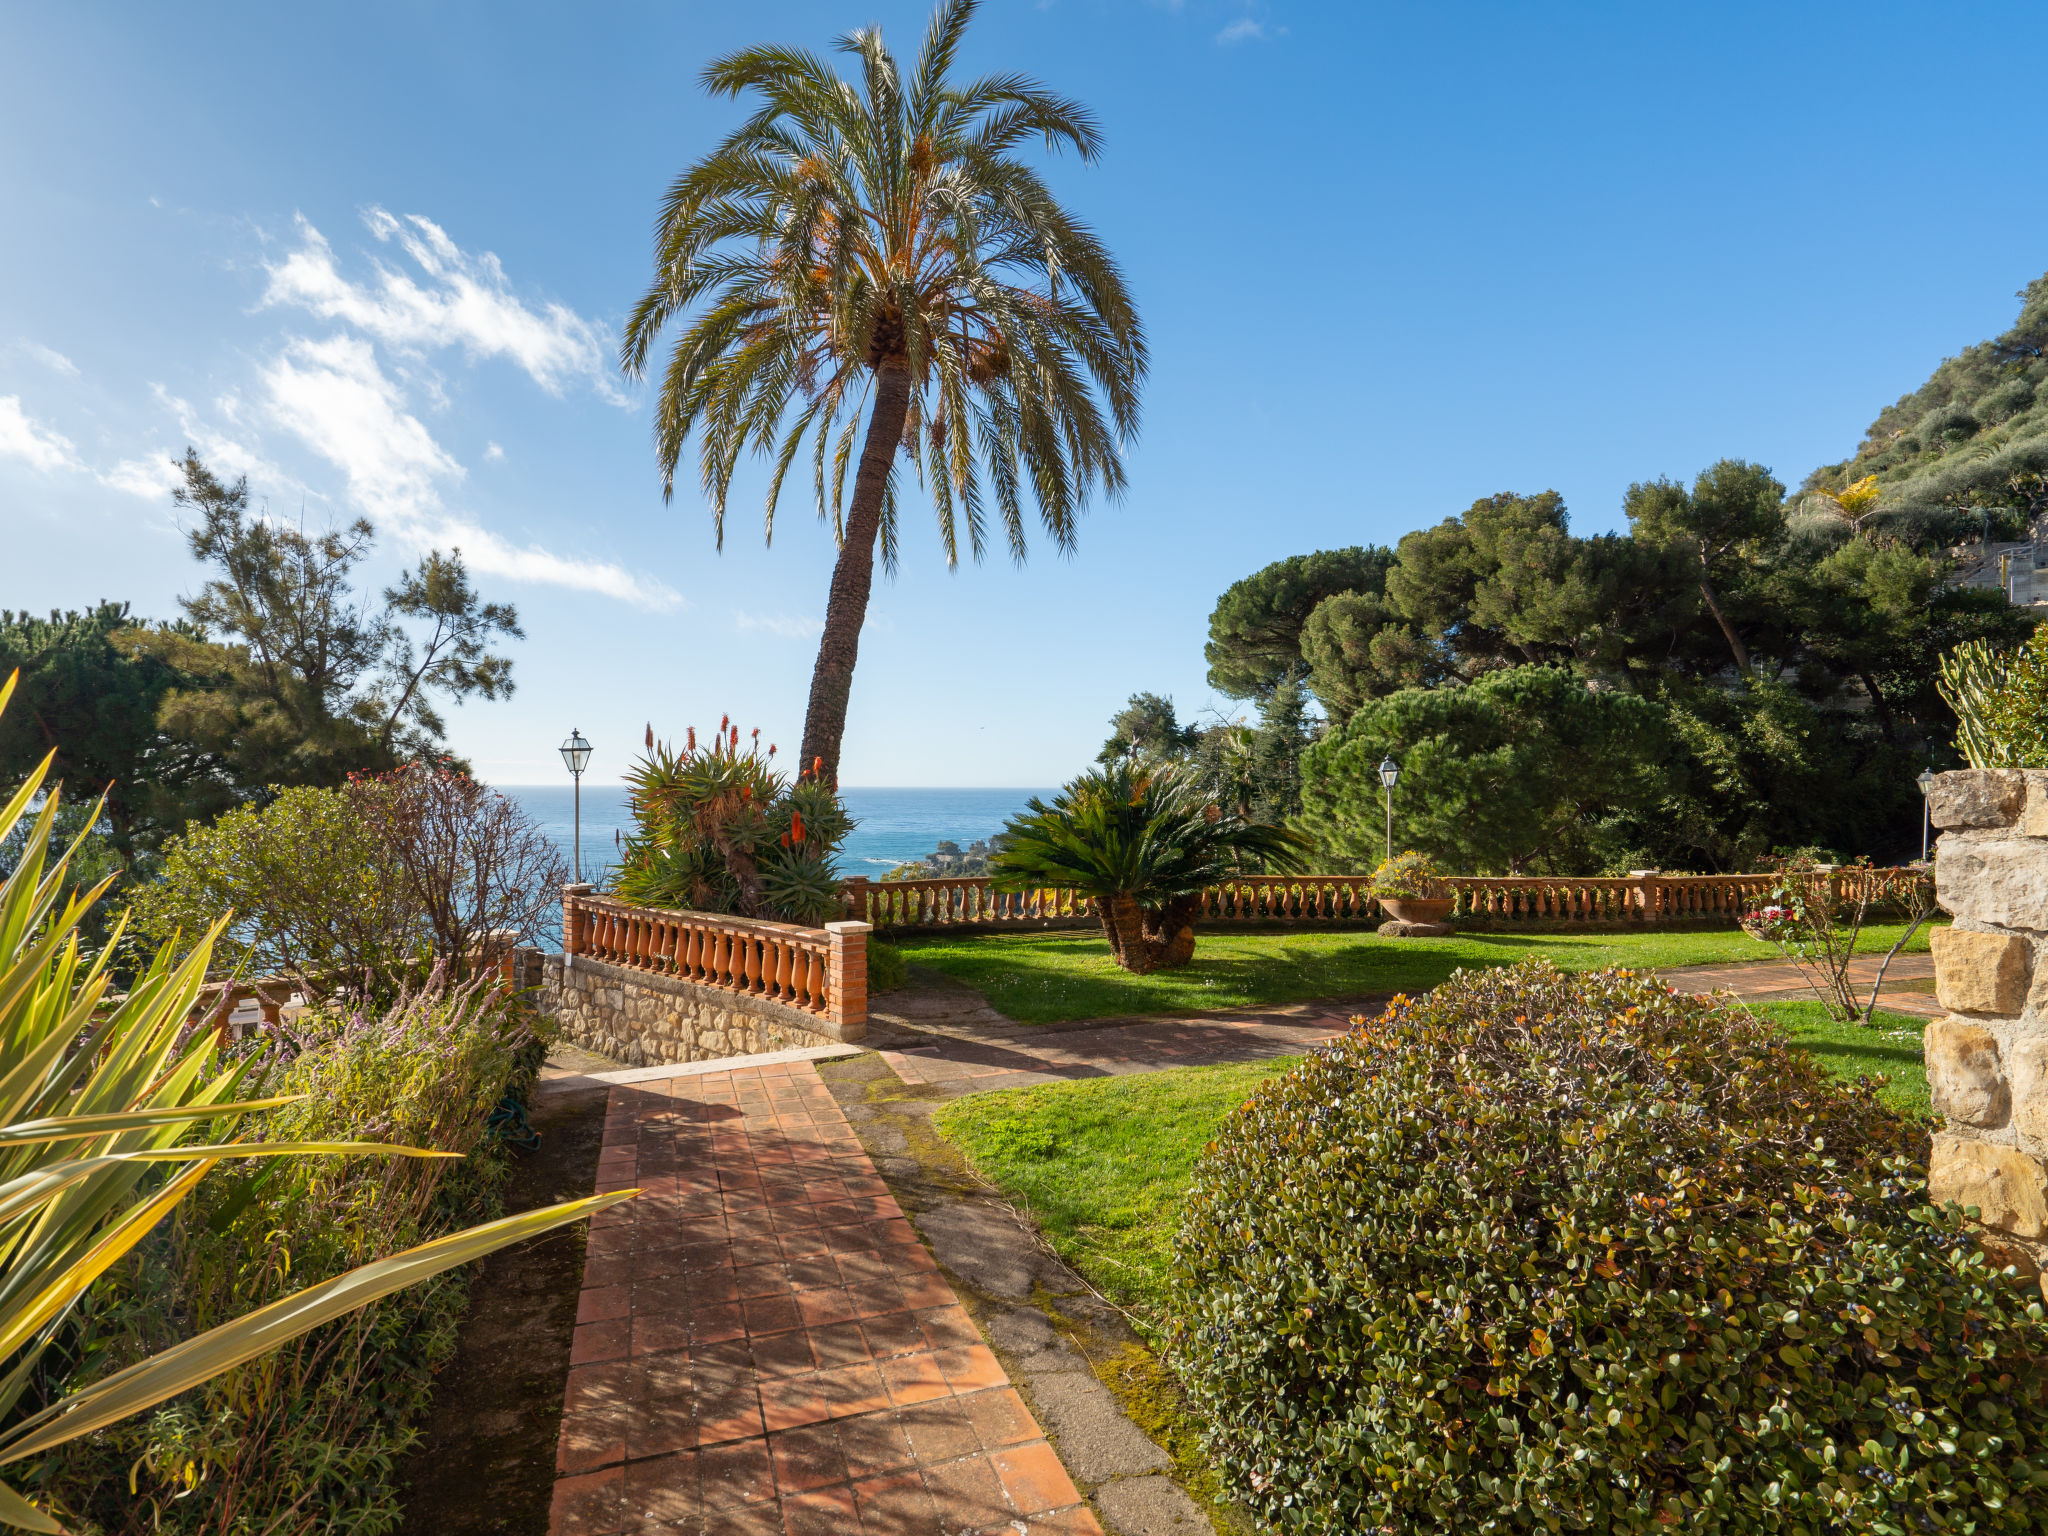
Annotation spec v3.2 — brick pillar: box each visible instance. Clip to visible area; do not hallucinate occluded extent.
[562,883,593,963]
[1925,769,2048,1299]
[824,920,871,1043]
[842,875,872,923]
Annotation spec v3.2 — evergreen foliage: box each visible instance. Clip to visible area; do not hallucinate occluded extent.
[1171,962,2048,1536]
[1204,546,1394,700]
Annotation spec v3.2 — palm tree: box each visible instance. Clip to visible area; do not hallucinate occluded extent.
[991,761,1308,974]
[620,0,1146,783]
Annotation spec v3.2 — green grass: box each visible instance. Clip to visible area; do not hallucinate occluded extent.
[1749,1001,1932,1119]
[896,922,1938,1024]
[934,1001,1934,1322]
[932,1058,1300,1324]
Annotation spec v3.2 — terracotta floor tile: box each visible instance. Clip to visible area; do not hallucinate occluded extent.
[796,1288,861,1329]
[758,1373,834,1434]
[921,1455,1011,1535]
[990,1440,1079,1515]
[817,1362,893,1419]
[786,1255,844,1292]
[572,1318,632,1366]
[807,1320,871,1370]
[549,1466,624,1536]
[878,1352,952,1408]
[577,1284,631,1324]
[627,1399,696,1459]
[750,1326,818,1377]
[565,1360,632,1415]
[896,1400,979,1465]
[913,1307,980,1353]
[851,1470,940,1536]
[693,1385,765,1446]
[933,1345,1006,1393]
[557,1410,625,1474]
[744,1293,803,1335]
[958,1388,1037,1450]
[630,1313,691,1358]
[691,1303,747,1345]
[622,1451,698,1526]
[767,1422,849,1494]
[782,1483,860,1536]
[847,1279,907,1319]
[735,1262,793,1300]
[860,1310,929,1361]
[836,1410,918,1474]
[897,1273,956,1311]
[699,1436,777,1509]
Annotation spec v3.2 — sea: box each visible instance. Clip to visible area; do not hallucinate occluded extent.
[504,784,1050,889]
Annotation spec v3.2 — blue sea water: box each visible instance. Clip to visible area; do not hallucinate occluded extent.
[504,783,1050,888]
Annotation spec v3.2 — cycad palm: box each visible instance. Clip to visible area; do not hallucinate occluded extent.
[621,0,1145,781]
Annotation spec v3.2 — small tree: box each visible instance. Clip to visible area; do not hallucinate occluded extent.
[1740,855,1937,1023]
[348,765,568,980]
[991,761,1307,974]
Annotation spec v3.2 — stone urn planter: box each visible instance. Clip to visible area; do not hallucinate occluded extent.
[1924,769,2048,1296]
[1380,897,1453,926]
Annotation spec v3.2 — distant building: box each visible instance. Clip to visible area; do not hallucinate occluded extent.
[1951,523,2048,606]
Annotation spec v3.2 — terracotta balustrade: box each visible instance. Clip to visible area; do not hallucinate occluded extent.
[561,889,855,1024]
[843,868,1928,932]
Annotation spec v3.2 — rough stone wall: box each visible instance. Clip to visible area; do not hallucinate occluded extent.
[1926,769,2048,1289]
[540,953,847,1068]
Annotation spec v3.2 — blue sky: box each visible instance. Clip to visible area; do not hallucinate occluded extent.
[5,1,2046,787]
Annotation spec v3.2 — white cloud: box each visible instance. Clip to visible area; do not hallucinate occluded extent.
[263,210,626,402]
[259,333,677,610]
[483,440,505,461]
[14,341,79,377]
[99,453,186,500]
[734,610,825,640]
[0,396,82,472]
[1216,17,1264,43]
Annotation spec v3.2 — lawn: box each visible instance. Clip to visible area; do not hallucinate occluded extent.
[934,1003,1931,1323]
[896,921,1938,1024]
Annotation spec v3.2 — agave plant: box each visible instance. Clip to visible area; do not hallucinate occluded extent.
[0,673,630,1530]
[615,720,852,926]
[991,761,1308,974]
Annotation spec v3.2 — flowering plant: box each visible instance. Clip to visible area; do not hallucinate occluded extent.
[1738,856,1934,1023]
[1368,850,1453,900]
[614,717,853,925]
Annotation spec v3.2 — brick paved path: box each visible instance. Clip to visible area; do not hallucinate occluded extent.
[549,1059,1100,1535]
[1664,951,1938,1017]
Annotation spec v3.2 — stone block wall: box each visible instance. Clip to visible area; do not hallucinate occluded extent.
[540,953,853,1069]
[1926,768,2048,1285]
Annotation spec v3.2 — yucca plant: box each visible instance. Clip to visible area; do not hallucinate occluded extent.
[0,673,630,1531]
[615,719,852,926]
[990,761,1308,974]
[620,0,1146,783]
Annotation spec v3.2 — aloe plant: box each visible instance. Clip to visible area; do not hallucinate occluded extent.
[0,672,631,1530]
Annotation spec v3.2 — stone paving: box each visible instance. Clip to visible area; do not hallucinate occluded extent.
[549,1060,1101,1535]
[1664,951,1938,1016]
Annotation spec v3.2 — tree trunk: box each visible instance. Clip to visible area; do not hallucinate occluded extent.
[1099,893,1200,973]
[797,363,912,785]
[1696,572,1751,674]
[1857,670,1899,744]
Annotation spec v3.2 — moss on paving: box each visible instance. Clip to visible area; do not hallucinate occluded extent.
[894,922,1939,1024]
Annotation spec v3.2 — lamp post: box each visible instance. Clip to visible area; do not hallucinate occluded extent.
[1377,756,1401,864]
[1917,767,1936,862]
[560,729,592,881]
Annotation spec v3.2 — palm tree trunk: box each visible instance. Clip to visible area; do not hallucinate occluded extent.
[798,363,912,785]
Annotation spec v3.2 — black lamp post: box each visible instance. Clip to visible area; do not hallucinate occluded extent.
[1917,767,1936,861]
[560,729,592,881]
[1377,756,1401,864]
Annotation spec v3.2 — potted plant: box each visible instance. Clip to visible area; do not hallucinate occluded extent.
[1370,851,1454,925]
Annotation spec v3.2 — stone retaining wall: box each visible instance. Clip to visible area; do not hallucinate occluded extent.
[1926,769,2048,1288]
[540,953,853,1069]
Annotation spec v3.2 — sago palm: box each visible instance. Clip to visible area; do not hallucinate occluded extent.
[620,0,1145,782]
[991,761,1307,975]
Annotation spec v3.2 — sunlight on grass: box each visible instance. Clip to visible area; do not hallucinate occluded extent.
[897,922,1939,1024]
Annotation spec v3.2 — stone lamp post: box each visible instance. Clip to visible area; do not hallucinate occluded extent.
[1924,770,2048,1294]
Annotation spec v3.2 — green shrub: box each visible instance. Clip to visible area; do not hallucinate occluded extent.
[26,984,550,1534]
[868,940,909,994]
[1171,961,2048,1535]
